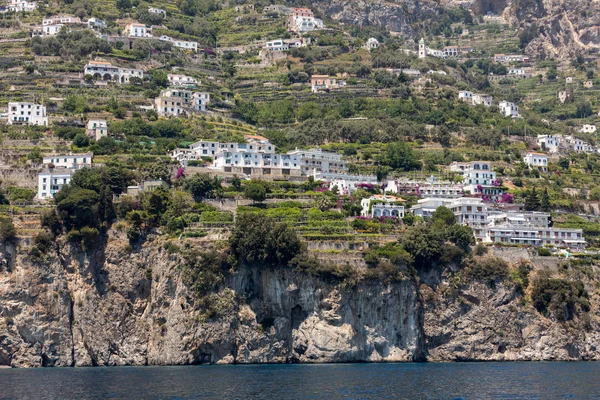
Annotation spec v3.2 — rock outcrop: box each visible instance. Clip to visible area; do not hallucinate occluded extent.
[0,232,599,367]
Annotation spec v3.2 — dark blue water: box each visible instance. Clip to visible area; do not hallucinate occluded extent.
[1,362,599,399]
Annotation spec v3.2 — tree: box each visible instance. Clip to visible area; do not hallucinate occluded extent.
[116,0,132,10]
[57,189,101,231]
[244,182,266,203]
[524,187,540,211]
[183,173,217,202]
[432,206,456,226]
[590,187,600,201]
[231,175,242,191]
[149,69,169,89]
[315,194,335,211]
[576,100,593,118]
[0,217,16,243]
[540,188,551,212]
[559,157,570,170]
[73,133,90,148]
[229,213,302,267]
[447,224,475,252]
[381,141,421,171]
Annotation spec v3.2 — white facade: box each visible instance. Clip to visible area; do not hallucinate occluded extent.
[316,173,379,195]
[148,7,166,16]
[43,15,80,25]
[168,74,198,87]
[288,9,323,32]
[360,195,405,218]
[286,148,348,176]
[37,170,74,200]
[580,124,597,133]
[449,162,496,186]
[5,0,37,12]
[508,68,526,75]
[565,135,593,153]
[458,91,473,102]
[43,153,93,169]
[43,24,64,36]
[265,39,289,52]
[87,17,106,29]
[418,38,426,59]
[362,38,380,51]
[193,92,210,112]
[523,152,548,169]
[159,35,198,51]
[84,60,144,84]
[473,94,492,107]
[499,101,520,118]
[126,23,149,37]
[86,119,108,140]
[7,102,48,126]
[537,135,560,153]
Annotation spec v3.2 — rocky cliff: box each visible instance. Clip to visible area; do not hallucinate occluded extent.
[0,231,599,367]
[316,0,600,59]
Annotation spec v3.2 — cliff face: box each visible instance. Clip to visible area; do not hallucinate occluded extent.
[316,0,600,59]
[0,232,599,367]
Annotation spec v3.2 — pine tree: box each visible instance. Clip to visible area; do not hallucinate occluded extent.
[540,188,551,212]
[524,187,540,211]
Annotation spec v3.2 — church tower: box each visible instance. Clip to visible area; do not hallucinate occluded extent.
[418,38,426,59]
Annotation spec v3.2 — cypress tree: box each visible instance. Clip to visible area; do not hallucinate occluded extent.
[540,188,551,212]
[524,187,540,211]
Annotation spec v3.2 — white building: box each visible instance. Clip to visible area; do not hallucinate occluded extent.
[564,135,593,153]
[125,23,149,37]
[86,119,108,140]
[499,101,521,118]
[286,147,348,176]
[360,195,405,218]
[211,135,300,178]
[449,161,503,199]
[37,170,74,200]
[508,68,526,76]
[487,211,585,250]
[193,92,210,112]
[5,0,37,12]
[159,35,198,51]
[265,39,289,52]
[84,60,144,84]
[287,8,323,32]
[42,153,93,169]
[458,91,473,102]
[43,15,81,25]
[537,134,560,153]
[523,152,548,171]
[362,38,380,51]
[316,173,379,195]
[311,75,339,93]
[580,124,597,133]
[7,102,48,126]
[168,74,198,87]
[42,24,64,36]
[473,93,492,107]
[384,179,463,198]
[148,7,166,17]
[418,38,426,59]
[87,17,107,29]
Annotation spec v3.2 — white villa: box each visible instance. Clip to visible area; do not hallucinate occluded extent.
[449,161,503,200]
[148,7,166,16]
[125,23,149,37]
[154,89,209,116]
[499,101,521,118]
[360,195,405,219]
[523,152,548,171]
[361,38,380,51]
[287,8,323,32]
[167,74,198,87]
[4,0,37,12]
[84,60,144,84]
[580,124,597,133]
[42,153,93,169]
[264,39,289,52]
[7,102,48,126]
[159,35,198,51]
[86,119,108,140]
[37,170,74,200]
[286,147,348,175]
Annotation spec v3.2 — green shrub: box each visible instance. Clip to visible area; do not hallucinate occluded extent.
[464,256,509,287]
[531,276,589,321]
[538,247,552,256]
[0,217,16,243]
